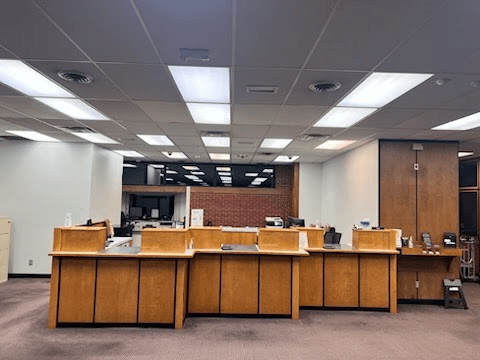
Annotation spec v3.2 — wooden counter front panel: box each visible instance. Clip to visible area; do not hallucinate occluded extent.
[397,271,417,299]
[299,254,323,306]
[95,259,139,323]
[188,254,221,313]
[220,255,259,314]
[259,256,291,315]
[324,254,358,307]
[138,259,175,324]
[57,258,96,323]
[418,272,448,300]
[359,255,389,308]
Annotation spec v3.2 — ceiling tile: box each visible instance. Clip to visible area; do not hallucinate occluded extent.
[307,0,442,71]
[169,136,203,146]
[332,128,378,141]
[28,61,126,100]
[0,119,29,131]
[434,131,480,142]
[0,97,71,119]
[274,105,330,126]
[355,108,427,129]
[0,105,25,118]
[232,138,262,147]
[87,121,132,135]
[135,101,192,123]
[0,83,23,96]
[87,100,152,122]
[1,117,59,132]
[0,45,15,59]
[135,0,232,67]
[264,125,305,138]
[117,120,163,133]
[36,0,159,63]
[378,1,480,73]
[375,128,420,139]
[285,70,367,106]
[231,125,268,139]
[232,104,279,125]
[43,131,89,142]
[155,123,199,136]
[0,0,86,61]
[233,68,298,105]
[439,89,480,111]
[235,0,337,68]
[406,130,451,140]
[99,64,180,101]
[396,109,474,130]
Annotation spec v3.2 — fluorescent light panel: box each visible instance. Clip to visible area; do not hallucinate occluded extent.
[209,153,230,160]
[262,169,274,173]
[220,176,232,181]
[218,172,231,176]
[186,103,230,125]
[72,132,118,144]
[168,66,230,103]
[35,98,109,120]
[245,173,258,177]
[123,163,137,168]
[185,175,199,180]
[137,135,174,146]
[216,167,231,172]
[6,130,60,142]
[459,151,474,157]
[274,155,299,162]
[339,72,433,107]
[201,136,230,147]
[191,171,205,175]
[115,150,144,157]
[162,151,188,159]
[149,164,164,168]
[314,107,377,128]
[183,166,200,171]
[316,140,356,150]
[260,138,292,149]
[166,170,178,174]
[0,60,74,98]
[253,177,268,182]
[432,112,480,131]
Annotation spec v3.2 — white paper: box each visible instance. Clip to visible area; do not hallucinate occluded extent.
[299,231,309,249]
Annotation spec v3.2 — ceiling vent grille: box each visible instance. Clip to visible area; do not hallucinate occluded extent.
[200,130,230,137]
[60,126,96,133]
[57,70,93,84]
[299,134,330,141]
[247,85,278,94]
[309,80,341,93]
[0,135,31,141]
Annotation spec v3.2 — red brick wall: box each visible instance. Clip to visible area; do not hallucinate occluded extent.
[190,165,293,227]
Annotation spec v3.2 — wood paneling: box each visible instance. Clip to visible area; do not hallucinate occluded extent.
[188,254,221,313]
[259,256,291,315]
[324,254,359,307]
[359,255,389,308]
[417,142,459,244]
[48,257,60,329]
[221,231,257,245]
[220,255,259,314]
[57,227,106,252]
[389,255,397,313]
[57,258,96,323]
[299,228,324,248]
[418,272,448,300]
[138,259,175,324]
[291,257,300,320]
[352,230,396,250]
[379,141,417,238]
[258,228,299,251]
[175,259,188,329]
[189,228,222,249]
[397,271,417,300]
[141,229,187,253]
[95,259,139,323]
[299,254,323,306]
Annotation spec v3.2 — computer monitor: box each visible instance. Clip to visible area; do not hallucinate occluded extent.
[285,216,305,228]
[130,207,143,218]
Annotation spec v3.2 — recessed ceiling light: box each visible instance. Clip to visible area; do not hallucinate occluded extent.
[5,130,60,142]
[72,132,118,144]
[245,173,258,177]
[162,151,188,159]
[262,169,274,173]
[251,181,261,185]
[166,178,174,181]
[123,163,137,168]
[432,112,480,131]
[166,170,178,174]
[137,134,174,146]
[35,98,109,120]
[339,72,433,107]
[168,66,230,103]
[185,174,199,180]
[216,167,231,172]
[313,107,377,128]
[183,165,200,171]
[260,138,292,149]
[115,150,144,157]
[253,177,268,182]
[459,151,474,157]
[0,60,74,98]
[221,176,232,181]
[186,103,230,125]
[201,136,230,147]
[218,172,231,176]
[274,155,299,162]
[193,179,203,182]
[149,164,164,168]
[316,140,356,150]
[210,153,230,160]
[191,171,205,175]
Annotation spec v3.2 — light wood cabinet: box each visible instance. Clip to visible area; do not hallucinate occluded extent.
[188,254,221,313]
[299,254,323,306]
[359,255,389,308]
[0,217,11,284]
[324,254,359,307]
[259,256,291,315]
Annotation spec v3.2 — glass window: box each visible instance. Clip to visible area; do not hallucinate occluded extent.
[459,160,477,188]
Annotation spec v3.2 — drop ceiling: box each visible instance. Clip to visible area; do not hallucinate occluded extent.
[1,0,480,164]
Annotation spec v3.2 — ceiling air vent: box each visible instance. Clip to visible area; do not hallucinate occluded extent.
[260,152,274,156]
[180,48,210,62]
[300,134,330,141]
[57,70,93,84]
[61,126,96,133]
[247,85,278,94]
[309,80,341,93]
[0,135,31,141]
[200,130,230,137]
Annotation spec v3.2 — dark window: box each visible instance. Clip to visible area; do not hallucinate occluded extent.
[459,160,477,188]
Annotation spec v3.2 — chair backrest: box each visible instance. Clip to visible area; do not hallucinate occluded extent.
[324,231,342,244]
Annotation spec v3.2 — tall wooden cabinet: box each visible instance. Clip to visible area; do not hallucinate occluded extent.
[379,141,459,300]
[0,217,11,284]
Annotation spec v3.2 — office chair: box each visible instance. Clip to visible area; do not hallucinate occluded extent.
[324,229,342,244]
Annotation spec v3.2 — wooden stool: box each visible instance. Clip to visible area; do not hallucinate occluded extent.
[443,279,468,309]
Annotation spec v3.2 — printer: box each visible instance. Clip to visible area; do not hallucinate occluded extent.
[265,217,284,228]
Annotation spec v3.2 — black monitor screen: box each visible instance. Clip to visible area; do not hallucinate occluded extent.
[285,216,305,228]
[130,207,143,218]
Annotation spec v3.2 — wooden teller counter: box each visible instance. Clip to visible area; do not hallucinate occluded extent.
[48,226,400,330]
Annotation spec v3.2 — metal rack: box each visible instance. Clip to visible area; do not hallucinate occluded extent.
[460,236,477,281]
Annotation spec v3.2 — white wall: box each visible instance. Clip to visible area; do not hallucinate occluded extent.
[0,141,123,274]
[174,192,186,222]
[298,140,379,245]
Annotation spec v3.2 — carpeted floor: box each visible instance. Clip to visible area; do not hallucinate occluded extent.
[1,278,480,360]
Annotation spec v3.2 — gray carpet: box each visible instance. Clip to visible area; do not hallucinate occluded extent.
[1,278,480,360]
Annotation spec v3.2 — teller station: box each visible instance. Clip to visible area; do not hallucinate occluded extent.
[48,225,399,330]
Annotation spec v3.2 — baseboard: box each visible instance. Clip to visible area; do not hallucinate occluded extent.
[8,273,51,279]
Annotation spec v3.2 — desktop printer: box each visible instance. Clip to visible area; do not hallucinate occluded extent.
[265,217,284,228]
[443,233,457,248]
